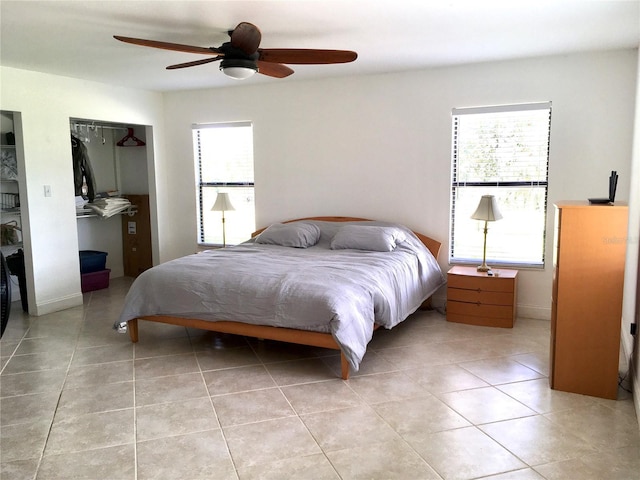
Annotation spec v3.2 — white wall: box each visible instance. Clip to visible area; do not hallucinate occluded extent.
[162,49,638,317]
[624,48,640,426]
[0,66,164,315]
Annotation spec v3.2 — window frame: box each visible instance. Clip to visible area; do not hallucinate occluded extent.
[449,102,552,269]
[192,121,255,247]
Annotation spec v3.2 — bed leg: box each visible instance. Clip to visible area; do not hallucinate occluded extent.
[419,297,433,310]
[340,353,350,380]
[128,319,139,343]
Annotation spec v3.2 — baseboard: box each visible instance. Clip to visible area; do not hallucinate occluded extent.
[33,293,83,316]
[633,362,640,431]
[516,304,551,321]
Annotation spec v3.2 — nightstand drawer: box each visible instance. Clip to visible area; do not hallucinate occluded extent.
[447,273,514,293]
[447,300,514,319]
[446,266,518,328]
[447,288,513,306]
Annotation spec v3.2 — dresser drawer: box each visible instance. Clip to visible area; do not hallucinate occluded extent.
[447,300,514,319]
[447,273,514,293]
[446,266,518,328]
[447,287,513,306]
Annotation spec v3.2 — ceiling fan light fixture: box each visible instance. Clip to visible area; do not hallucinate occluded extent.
[220,59,258,79]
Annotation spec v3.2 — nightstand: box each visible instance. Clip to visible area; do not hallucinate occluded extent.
[446,266,518,328]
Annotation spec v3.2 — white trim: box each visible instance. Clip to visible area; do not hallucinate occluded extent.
[452,101,552,116]
[32,293,83,316]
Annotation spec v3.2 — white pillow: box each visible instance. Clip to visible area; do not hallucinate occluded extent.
[330,225,406,252]
[255,222,321,248]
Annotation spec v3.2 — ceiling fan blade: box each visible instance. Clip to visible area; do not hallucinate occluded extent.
[257,61,294,78]
[114,35,222,55]
[258,48,357,65]
[230,22,262,55]
[167,57,223,70]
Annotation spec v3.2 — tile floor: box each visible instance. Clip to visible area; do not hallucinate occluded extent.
[1,277,639,479]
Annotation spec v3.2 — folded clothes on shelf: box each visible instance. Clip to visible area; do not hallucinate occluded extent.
[85,197,132,218]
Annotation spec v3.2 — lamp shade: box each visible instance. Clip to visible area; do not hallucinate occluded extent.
[211,192,235,212]
[471,195,503,222]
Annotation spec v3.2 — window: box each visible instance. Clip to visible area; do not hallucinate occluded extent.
[450,102,552,268]
[193,122,255,246]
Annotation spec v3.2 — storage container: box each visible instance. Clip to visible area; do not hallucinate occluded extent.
[79,250,108,274]
[81,269,110,293]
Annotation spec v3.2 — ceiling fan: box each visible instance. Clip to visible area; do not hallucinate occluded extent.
[114,22,358,80]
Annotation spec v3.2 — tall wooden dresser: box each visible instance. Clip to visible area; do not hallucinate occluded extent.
[121,194,153,277]
[550,201,628,399]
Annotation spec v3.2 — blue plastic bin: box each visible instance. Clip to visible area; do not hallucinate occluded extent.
[79,250,108,274]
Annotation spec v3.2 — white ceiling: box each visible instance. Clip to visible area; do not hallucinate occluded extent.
[1,0,639,92]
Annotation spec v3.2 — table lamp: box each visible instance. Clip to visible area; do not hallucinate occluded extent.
[211,192,235,247]
[471,195,502,272]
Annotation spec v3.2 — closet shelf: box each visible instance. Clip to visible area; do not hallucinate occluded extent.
[76,204,138,219]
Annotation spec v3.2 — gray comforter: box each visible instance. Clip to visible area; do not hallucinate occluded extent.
[116,221,445,371]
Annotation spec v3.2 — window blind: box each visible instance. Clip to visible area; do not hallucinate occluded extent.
[193,122,255,246]
[450,102,552,268]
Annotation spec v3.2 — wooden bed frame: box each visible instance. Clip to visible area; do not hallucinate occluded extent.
[126,216,442,379]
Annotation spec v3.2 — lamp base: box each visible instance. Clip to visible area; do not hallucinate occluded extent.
[477,265,491,272]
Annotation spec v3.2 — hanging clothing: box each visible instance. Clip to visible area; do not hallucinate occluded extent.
[71,134,96,202]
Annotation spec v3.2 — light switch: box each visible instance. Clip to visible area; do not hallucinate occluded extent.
[128,221,137,234]
[44,185,52,197]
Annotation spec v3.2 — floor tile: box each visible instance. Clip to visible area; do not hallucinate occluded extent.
[195,345,260,371]
[0,419,51,462]
[133,335,194,358]
[537,445,640,479]
[236,453,340,480]
[0,458,40,480]
[544,403,640,450]
[327,440,441,479]
[137,429,234,479]
[37,444,135,480]
[71,343,133,366]
[2,350,73,374]
[1,391,60,426]
[346,370,431,404]
[15,336,77,355]
[204,364,277,396]
[54,380,133,420]
[301,405,400,452]
[438,386,537,424]
[405,426,527,480]
[458,357,546,385]
[0,368,67,397]
[224,417,322,469]
[265,358,337,385]
[404,363,489,393]
[497,378,596,414]
[480,415,597,466]
[44,408,134,455]
[134,352,200,379]
[212,387,296,427]
[510,351,550,376]
[136,397,220,441]
[63,359,133,389]
[373,395,471,435]
[135,372,209,407]
[281,379,363,415]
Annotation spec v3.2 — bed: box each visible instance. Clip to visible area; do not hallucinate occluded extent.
[115,217,445,379]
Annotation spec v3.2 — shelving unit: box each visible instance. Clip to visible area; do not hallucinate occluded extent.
[1,142,22,255]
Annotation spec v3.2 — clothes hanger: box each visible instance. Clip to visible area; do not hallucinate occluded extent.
[117,128,146,147]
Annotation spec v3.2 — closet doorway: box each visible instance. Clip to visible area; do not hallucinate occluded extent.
[71,119,153,285]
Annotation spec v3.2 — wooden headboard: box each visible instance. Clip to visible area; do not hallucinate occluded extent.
[252,216,441,260]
